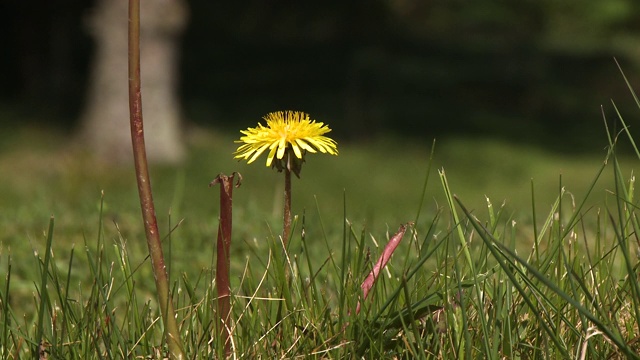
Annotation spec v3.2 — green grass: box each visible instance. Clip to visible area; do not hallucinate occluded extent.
[1,117,640,357]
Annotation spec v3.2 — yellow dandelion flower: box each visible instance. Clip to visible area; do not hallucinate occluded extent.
[234,111,338,175]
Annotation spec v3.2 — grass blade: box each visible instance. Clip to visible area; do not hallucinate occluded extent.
[456,196,639,359]
[34,216,55,357]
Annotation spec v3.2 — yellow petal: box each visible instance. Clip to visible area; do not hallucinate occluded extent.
[295,138,316,153]
[276,138,286,159]
[266,144,278,167]
[247,143,271,164]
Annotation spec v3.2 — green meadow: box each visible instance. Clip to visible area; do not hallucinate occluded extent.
[0,126,625,277]
[1,117,640,357]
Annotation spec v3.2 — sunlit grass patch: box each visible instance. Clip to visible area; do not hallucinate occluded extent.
[1,117,640,357]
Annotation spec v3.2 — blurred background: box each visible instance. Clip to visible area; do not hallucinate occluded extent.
[2,0,640,162]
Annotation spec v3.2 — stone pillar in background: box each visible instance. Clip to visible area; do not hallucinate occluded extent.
[80,0,188,164]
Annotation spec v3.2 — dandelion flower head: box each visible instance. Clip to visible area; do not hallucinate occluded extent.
[234,111,338,172]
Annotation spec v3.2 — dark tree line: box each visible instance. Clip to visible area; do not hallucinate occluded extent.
[2,0,640,152]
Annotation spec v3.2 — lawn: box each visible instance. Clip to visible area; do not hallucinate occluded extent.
[1,122,639,358]
[0,126,620,280]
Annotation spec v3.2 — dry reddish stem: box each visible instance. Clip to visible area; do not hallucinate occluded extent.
[210,173,241,356]
[128,1,184,357]
[356,222,412,314]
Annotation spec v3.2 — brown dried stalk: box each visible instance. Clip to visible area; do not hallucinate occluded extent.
[128,0,184,358]
[210,172,241,356]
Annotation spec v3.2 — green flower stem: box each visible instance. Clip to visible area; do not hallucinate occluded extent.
[210,173,241,357]
[283,167,292,247]
[128,0,184,358]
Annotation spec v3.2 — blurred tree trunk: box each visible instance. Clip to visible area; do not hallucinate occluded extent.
[80,0,188,164]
